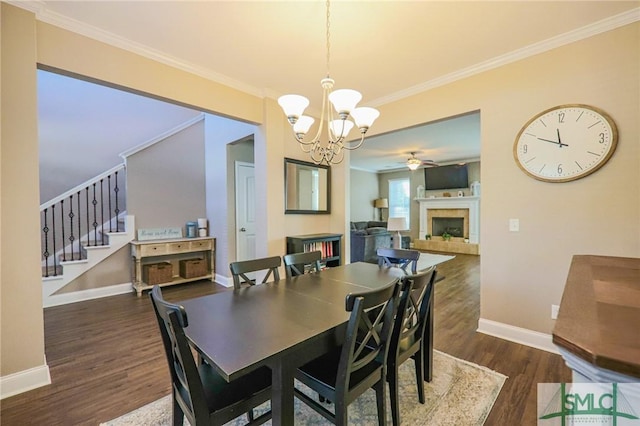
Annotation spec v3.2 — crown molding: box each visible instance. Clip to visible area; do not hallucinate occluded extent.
[370,7,640,107]
[10,1,264,99]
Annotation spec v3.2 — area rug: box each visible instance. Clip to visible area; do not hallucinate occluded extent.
[101,350,506,426]
[416,252,455,272]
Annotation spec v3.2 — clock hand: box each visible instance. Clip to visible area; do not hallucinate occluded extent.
[537,136,569,148]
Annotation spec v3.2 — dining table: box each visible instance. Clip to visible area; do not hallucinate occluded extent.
[180,262,410,425]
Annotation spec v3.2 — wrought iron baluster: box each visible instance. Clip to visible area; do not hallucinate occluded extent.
[68,194,75,261]
[60,200,66,262]
[92,183,98,245]
[77,191,82,258]
[108,175,113,233]
[85,186,90,247]
[100,178,105,245]
[43,208,50,277]
[114,171,120,232]
[52,204,57,275]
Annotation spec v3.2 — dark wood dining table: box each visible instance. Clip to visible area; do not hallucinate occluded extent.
[180,262,406,425]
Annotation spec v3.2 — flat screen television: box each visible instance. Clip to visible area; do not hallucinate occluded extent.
[424,164,469,190]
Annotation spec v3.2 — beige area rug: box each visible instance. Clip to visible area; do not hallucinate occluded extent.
[416,253,455,272]
[101,351,506,426]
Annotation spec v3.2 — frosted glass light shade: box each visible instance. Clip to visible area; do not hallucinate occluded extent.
[387,217,407,231]
[350,107,380,130]
[328,89,362,114]
[293,116,314,135]
[278,94,309,119]
[407,157,421,170]
[329,119,354,139]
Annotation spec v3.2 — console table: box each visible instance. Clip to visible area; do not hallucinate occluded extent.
[553,255,640,382]
[130,236,215,296]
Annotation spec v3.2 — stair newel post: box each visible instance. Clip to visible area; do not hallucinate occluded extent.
[68,194,75,261]
[92,182,98,246]
[114,170,121,232]
[43,208,50,277]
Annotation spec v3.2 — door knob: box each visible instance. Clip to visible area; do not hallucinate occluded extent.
[240,227,246,232]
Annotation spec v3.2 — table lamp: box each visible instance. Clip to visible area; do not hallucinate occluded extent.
[373,198,388,221]
[387,217,407,249]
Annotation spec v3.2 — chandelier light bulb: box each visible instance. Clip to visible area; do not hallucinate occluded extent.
[328,89,362,118]
[350,107,380,132]
[407,153,422,170]
[329,119,354,139]
[293,116,315,136]
[278,94,309,124]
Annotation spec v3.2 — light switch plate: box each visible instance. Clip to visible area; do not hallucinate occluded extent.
[509,218,519,232]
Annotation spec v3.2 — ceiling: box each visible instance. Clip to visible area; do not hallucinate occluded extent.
[28,1,639,187]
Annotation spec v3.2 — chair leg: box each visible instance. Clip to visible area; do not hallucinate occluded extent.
[414,354,426,404]
[247,409,254,422]
[335,401,348,426]
[374,380,387,426]
[172,395,184,426]
[388,366,401,426]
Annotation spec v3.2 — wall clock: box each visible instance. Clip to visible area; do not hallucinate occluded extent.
[513,104,618,182]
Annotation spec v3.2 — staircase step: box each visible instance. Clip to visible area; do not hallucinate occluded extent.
[42,265,63,277]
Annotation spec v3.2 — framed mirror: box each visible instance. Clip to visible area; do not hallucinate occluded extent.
[284,157,331,214]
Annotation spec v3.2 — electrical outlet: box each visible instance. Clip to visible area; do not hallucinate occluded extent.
[509,218,520,232]
[551,304,560,320]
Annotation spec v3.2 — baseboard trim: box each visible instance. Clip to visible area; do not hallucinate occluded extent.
[215,274,232,288]
[477,318,559,355]
[0,363,51,399]
[44,283,133,308]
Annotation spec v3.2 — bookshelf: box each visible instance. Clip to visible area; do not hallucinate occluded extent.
[286,233,342,267]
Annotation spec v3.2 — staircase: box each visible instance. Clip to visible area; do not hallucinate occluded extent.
[40,164,135,307]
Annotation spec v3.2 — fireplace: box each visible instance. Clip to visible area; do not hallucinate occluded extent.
[432,217,464,237]
[417,196,479,244]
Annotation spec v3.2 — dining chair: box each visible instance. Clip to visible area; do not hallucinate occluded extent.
[387,266,437,426]
[229,256,281,290]
[149,286,272,426]
[283,250,322,278]
[377,247,421,275]
[293,278,401,426]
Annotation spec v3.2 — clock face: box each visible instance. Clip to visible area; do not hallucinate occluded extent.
[513,104,618,182]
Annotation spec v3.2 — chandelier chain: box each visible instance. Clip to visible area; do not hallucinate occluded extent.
[326,0,331,78]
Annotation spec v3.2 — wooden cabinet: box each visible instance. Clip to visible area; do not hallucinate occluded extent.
[286,233,342,267]
[130,237,215,296]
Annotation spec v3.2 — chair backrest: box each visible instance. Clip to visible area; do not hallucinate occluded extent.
[283,251,322,279]
[229,255,282,290]
[377,247,421,274]
[336,278,401,396]
[149,286,209,424]
[389,266,437,360]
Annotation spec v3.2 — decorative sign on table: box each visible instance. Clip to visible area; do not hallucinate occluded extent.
[137,227,183,241]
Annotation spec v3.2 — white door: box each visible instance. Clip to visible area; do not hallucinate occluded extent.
[235,162,256,262]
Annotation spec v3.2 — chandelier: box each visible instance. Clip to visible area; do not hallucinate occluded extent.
[406,152,422,170]
[277,0,379,165]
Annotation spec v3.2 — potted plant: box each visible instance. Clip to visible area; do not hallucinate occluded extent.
[425,234,431,240]
[442,232,452,241]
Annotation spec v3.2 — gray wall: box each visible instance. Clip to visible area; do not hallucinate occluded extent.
[127,119,206,232]
[349,169,380,222]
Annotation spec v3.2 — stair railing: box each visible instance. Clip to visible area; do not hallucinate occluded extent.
[40,164,126,277]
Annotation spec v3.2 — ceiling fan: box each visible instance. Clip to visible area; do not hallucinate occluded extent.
[405,152,438,170]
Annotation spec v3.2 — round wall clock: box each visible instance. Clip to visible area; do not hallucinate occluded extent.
[513,104,618,182]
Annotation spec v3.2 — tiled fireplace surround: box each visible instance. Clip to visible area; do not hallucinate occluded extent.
[417,196,480,245]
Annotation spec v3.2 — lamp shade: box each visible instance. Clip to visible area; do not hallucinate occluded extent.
[330,119,354,139]
[350,107,380,130]
[374,198,388,208]
[387,217,407,231]
[278,94,309,119]
[328,89,362,115]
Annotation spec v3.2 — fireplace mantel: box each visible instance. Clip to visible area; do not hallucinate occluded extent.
[415,196,480,244]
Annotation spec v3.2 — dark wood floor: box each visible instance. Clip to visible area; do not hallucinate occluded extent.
[0,254,570,425]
